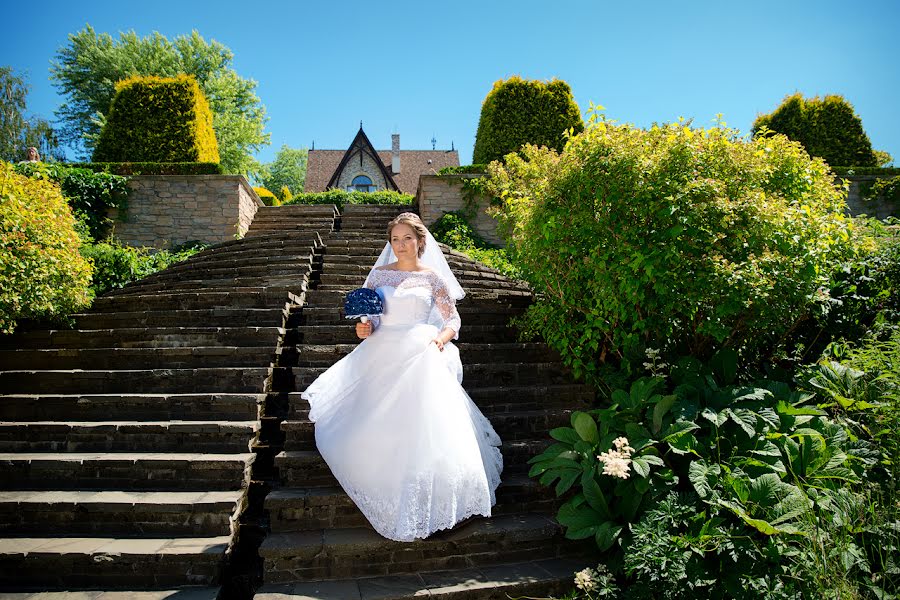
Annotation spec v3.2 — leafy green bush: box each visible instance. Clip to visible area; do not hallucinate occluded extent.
[0,161,93,333]
[80,238,207,297]
[867,175,900,204]
[436,164,488,176]
[283,189,413,210]
[485,112,855,381]
[753,93,879,167]
[430,211,522,280]
[472,76,584,165]
[71,162,224,176]
[93,74,220,163]
[530,351,896,598]
[13,161,128,241]
[253,186,280,206]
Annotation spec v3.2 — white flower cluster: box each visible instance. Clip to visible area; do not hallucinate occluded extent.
[597,436,635,479]
[643,347,670,376]
[574,567,597,592]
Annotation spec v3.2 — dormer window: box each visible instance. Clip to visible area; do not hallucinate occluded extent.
[350,175,376,193]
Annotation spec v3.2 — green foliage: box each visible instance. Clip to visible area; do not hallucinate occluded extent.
[833,167,900,178]
[50,26,269,176]
[430,211,522,280]
[753,93,879,167]
[530,351,897,598]
[258,144,308,199]
[70,162,224,176]
[0,67,63,163]
[253,186,279,206]
[867,175,900,204]
[436,164,488,176]
[80,238,206,297]
[0,161,92,333]
[485,110,854,382]
[12,161,128,242]
[283,189,413,211]
[778,221,900,367]
[472,76,584,165]
[93,74,219,163]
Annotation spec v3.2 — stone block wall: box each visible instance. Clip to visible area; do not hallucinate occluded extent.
[416,174,504,246]
[106,175,263,249]
[844,174,900,220]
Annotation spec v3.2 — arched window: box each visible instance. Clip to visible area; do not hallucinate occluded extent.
[350,175,376,193]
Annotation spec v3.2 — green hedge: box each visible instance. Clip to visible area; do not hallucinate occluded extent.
[283,189,414,210]
[0,161,93,333]
[753,93,878,167]
[473,76,584,165]
[71,162,224,176]
[832,166,900,178]
[436,164,488,176]
[93,74,220,164]
[13,162,128,241]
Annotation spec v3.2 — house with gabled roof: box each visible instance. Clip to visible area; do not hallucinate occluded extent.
[304,124,459,195]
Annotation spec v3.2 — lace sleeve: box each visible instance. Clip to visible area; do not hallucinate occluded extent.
[431,273,461,339]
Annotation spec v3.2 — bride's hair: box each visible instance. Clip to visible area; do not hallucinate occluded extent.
[387,212,428,258]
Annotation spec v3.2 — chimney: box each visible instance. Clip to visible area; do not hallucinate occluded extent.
[391,134,401,174]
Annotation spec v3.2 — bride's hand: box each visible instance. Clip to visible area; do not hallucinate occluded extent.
[356,321,372,339]
[430,338,444,352]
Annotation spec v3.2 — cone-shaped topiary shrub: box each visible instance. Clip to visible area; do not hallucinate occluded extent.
[473,76,583,165]
[93,74,219,163]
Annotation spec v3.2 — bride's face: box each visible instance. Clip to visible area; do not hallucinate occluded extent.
[390,223,421,259]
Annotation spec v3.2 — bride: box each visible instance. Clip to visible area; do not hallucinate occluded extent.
[301,212,504,542]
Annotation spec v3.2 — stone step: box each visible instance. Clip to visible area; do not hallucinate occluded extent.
[0,490,244,537]
[256,557,587,600]
[298,305,517,326]
[275,440,547,487]
[0,393,262,422]
[174,244,320,266]
[0,535,230,588]
[319,260,503,278]
[89,288,300,313]
[259,512,580,583]
[266,474,556,532]
[289,362,569,391]
[0,421,259,453]
[285,342,557,367]
[0,589,221,599]
[0,367,272,394]
[247,219,334,230]
[2,326,284,350]
[340,205,414,215]
[191,231,322,254]
[0,346,281,370]
[134,262,312,285]
[0,452,254,491]
[148,253,314,276]
[71,307,288,330]
[105,274,308,297]
[280,408,569,451]
[256,204,338,215]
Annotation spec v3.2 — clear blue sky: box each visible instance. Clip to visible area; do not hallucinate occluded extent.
[4,0,899,167]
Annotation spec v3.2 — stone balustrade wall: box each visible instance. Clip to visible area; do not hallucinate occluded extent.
[106,175,263,249]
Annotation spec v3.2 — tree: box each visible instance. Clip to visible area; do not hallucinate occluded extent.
[50,26,269,176]
[0,67,62,162]
[752,93,881,167]
[259,144,308,199]
[472,76,583,165]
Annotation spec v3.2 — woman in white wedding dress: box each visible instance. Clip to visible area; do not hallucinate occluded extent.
[300,212,503,542]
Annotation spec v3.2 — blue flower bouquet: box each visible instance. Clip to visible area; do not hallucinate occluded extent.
[343,288,384,323]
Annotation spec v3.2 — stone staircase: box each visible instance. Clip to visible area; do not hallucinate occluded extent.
[0,205,333,595]
[255,205,595,599]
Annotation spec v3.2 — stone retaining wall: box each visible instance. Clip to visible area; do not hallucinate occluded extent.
[106,175,263,250]
[844,174,900,220]
[416,174,503,246]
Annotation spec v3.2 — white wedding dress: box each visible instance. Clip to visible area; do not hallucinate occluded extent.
[301,268,504,542]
